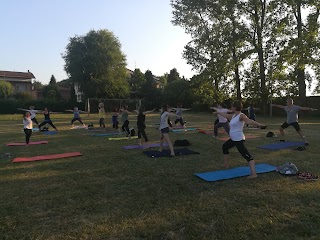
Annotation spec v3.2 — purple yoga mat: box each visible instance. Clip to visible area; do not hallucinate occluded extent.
[123,143,168,150]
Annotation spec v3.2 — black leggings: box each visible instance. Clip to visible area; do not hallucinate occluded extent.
[39,120,57,130]
[24,129,32,144]
[122,120,130,135]
[222,139,253,162]
[71,118,84,125]
[174,118,184,126]
[31,117,39,125]
[138,127,148,142]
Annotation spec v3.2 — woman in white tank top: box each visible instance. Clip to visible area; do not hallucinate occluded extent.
[215,101,266,178]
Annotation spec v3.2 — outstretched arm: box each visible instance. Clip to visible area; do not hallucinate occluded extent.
[213,111,234,121]
[240,114,266,128]
[17,108,28,111]
[65,110,73,112]
[271,104,285,109]
[143,108,156,115]
[299,107,318,111]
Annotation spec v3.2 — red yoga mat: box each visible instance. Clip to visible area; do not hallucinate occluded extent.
[6,141,48,146]
[12,152,82,163]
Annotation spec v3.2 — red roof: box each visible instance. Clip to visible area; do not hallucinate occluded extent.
[0,70,35,79]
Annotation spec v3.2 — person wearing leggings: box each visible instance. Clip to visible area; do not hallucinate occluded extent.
[215,101,266,178]
[134,106,155,147]
[120,105,131,137]
[23,112,33,145]
[38,108,58,131]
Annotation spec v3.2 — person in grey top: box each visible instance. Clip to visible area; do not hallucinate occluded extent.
[271,99,317,146]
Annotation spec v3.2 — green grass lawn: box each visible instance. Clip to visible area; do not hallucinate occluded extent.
[0,113,320,239]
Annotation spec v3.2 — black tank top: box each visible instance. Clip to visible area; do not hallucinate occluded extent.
[44,112,50,120]
[137,113,145,127]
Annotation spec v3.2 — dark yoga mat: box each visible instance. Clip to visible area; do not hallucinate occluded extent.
[194,163,277,182]
[258,141,305,150]
[123,143,168,150]
[143,148,200,158]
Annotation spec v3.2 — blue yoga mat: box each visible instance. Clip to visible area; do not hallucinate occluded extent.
[43,131,58,135]
[171,128,197,133]
[258,141,305,150]
[91,133,119,137]
[194,163,277,182]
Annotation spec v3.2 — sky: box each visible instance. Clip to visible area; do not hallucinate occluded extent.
[1,0,194,84]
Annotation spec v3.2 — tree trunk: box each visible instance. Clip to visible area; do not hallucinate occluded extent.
[232,46,241,101]
[296,2,307,106]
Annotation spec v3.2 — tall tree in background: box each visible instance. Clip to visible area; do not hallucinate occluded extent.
[278,0,320,105]
[167,68,180,84]
[0,80,14,99]
[141,70,163,108]
[63,29,129,99]
[43,75,61,100]
[128,68,146,98]
[49,75,57,85]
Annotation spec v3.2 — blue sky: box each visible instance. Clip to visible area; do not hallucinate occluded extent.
[1,0,193,84]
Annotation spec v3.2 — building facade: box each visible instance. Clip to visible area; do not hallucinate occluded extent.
[0,70,34,94]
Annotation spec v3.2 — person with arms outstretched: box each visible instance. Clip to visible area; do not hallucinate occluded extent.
[215,101,267,178]
[271,98,317,146]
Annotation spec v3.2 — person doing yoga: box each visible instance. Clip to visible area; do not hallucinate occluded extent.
[23,112,33,145]
[215,101,266,178]
[38,108,58,132]
[271,98,317,146]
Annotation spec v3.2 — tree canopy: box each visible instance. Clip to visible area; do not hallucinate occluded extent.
[63,29,129,99]
[0,80,14,99]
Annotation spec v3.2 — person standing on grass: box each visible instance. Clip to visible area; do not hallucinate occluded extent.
[112,107,120,133]
[271,99,317,146]
[210,103,230,138]
[38,107,58,132]
[18,106,41,128]
[172,103,191,129]
[134,106,155,147]
[214,101,267,178]
[23,112,32,146]
[120,105,131,137]
[98,101,106,128]
[246,102,259,127]
[66,107,86,128]
[159,104,179,156]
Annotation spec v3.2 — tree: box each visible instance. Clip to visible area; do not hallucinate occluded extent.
[164,80,193,107]
[0,80,14,99]
[140,70,163,108]
[62,29,129,98]
[167,68,180,84]
[32,81,44,90]
[128,68,146,98]
[49,75,57,85]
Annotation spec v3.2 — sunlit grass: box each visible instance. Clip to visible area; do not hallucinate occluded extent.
[0,113,319,239]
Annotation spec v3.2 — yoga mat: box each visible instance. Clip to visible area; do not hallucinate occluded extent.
[171,128,198,132]
[199,130,213,135]
[6,141,48,146]
[43,131,58,135]
[91,133,119,137]
[143,148,200,158]
[71,126,87,129]
[12,152,82,163]
[21,128,39,132]
[217,135,258,141]
[258,141,305,150]
[123,143,168,150]
[194,163,277,182]
[108,136,138,140]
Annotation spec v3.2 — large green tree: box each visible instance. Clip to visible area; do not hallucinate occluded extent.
[63,29,129,98]
[167,68,181,84]
[128,68,146,98]
[43,75,61,100]
[164,79,192,107]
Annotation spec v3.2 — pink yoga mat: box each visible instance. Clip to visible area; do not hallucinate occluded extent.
[12,152,82,163]
[6,141,48,146]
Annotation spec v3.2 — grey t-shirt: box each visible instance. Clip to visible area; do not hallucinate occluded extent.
[121,111,128,122]
[284,105,300,123]
[176,108,183,119]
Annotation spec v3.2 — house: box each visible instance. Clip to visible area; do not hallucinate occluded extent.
[0,70,34,94]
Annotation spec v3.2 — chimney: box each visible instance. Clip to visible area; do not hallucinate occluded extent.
[28,70,30,73]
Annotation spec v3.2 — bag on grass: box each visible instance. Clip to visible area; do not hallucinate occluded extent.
[174,139,191,146]
[40,127,49,132]
[277,162,299,175]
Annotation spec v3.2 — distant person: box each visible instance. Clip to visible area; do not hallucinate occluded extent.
[120,105,131,137]
[210,103,230,137]
[23,112,33,145]
[17,106,40,128]
[98,101,106,128]
[246,103,259,127]
[134,106,155,147]
[38,107,58,132]
[271,99,317,146]
[172,103,191,129]
[112,107,120,132]
[66,107,86,128]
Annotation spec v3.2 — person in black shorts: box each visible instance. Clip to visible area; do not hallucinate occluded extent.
[271,99,317,146]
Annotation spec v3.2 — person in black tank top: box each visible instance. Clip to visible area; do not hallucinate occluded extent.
[38,107,58,131]
[134,105,155,147]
